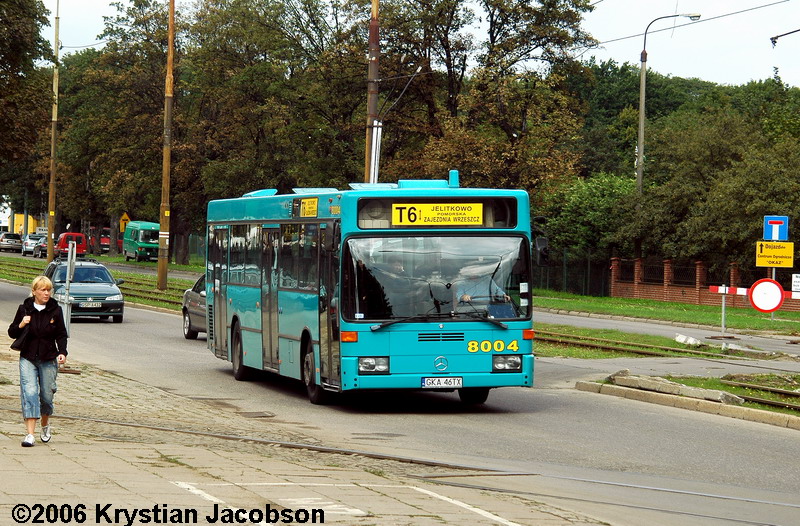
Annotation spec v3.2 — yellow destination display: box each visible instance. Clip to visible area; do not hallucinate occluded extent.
[299,198,318,218]
[755,241,794,268]
[392,203,483,226]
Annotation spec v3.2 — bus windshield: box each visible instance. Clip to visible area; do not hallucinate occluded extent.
[342,235,530,322]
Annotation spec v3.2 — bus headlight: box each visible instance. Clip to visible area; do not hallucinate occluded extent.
[359,357,389,374]
[493,355,521,372]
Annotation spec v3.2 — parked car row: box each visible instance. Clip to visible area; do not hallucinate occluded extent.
[12,232,89,258]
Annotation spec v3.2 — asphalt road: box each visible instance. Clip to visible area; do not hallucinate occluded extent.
[2,280,800,525]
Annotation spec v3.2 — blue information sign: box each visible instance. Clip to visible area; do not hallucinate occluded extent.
[763,215,789,241]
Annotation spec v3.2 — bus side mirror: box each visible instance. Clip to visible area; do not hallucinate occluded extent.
[534,237,549,266]
[323,220,339,252]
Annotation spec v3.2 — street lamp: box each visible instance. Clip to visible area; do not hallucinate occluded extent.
[635,13,701,197]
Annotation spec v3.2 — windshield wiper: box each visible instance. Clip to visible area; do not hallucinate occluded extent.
[370,313,452,331]
[458,311,508,329]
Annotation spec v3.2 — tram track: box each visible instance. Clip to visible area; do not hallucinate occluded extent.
[535,330,743,359]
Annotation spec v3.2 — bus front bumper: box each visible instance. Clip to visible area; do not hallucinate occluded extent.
[339,355,533,391]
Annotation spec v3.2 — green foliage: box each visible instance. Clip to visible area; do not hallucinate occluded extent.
[0,0,52,207]
[540,172,635,258]
[5,0,800,281]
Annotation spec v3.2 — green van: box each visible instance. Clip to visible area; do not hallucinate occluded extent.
[122,221,160,262]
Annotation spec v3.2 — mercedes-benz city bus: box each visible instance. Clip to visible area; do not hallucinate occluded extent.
[205,170,539,404]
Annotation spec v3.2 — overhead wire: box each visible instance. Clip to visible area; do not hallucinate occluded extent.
[576,0,791,57]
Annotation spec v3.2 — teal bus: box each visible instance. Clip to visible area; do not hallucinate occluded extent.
[205,170,537,404]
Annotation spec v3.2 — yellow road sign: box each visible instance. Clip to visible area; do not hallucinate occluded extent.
[755,241,794,268]
[120,212,131,233]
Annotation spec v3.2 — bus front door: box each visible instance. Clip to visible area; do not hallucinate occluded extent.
[211,227,229,359]
[261,228,280,371]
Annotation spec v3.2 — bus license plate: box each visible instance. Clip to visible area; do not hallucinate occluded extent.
[79,302,101,308]
[421,377,463,388]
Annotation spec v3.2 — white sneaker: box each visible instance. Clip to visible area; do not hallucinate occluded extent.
[41,425,51,443]
[21,434,35,447]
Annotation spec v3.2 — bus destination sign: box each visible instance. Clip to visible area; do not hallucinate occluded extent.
[392,203,483,226]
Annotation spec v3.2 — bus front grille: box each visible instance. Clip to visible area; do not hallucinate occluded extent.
[418,332,464,342]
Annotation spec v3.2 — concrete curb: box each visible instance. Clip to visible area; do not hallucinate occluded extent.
[575,380,800,431]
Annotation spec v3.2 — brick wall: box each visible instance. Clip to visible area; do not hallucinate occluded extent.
[609,258,800,312]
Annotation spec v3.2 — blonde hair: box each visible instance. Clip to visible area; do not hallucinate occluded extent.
[30,275,53,295]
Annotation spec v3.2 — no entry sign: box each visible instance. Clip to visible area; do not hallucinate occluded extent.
[748,278,785,313]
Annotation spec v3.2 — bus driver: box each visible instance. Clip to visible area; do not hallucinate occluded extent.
[456,266,510,303]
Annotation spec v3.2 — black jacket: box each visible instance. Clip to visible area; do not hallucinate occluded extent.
[8,297,68,361]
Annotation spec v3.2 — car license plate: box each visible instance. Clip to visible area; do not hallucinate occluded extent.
[79,302,102,308]
[421,377,463,388]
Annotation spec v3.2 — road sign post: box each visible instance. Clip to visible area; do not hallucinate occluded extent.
[708,285,747,335]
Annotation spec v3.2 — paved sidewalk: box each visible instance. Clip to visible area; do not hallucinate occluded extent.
[0,335,603,526]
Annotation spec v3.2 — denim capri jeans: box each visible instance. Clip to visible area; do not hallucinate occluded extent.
[19,357,58,419]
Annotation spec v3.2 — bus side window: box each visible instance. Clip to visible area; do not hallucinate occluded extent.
[280,224,300,289]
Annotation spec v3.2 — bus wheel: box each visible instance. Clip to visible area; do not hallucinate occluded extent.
[458,387,490,405]
[302,347,327,405]
[232,327,250,381]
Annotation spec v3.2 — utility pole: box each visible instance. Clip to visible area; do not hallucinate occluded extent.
[47,0,60,262]
[363,0,380,183]
[157,0,174,291]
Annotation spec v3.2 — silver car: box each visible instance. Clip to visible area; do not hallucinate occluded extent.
[182,275,206,339]
[20,233,44,256]
[0,232,22,252]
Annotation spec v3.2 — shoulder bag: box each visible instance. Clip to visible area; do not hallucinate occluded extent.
[10,325,30,351]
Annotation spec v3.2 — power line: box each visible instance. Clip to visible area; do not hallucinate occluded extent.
[582,0,790,50]
[61,40,109,49]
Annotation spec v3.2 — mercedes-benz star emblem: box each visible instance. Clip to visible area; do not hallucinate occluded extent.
[434,356,448,371]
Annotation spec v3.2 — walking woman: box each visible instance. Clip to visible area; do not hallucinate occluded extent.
[7,276,68,447]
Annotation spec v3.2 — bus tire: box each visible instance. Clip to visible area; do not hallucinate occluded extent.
[302,346,327,405]
[458,387,490,405]
[232,326,250,381]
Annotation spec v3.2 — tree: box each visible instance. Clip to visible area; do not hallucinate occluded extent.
[0,0,52,212]
[540,172,636,259]
[184,0,365,197]
[632,107,764,264]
